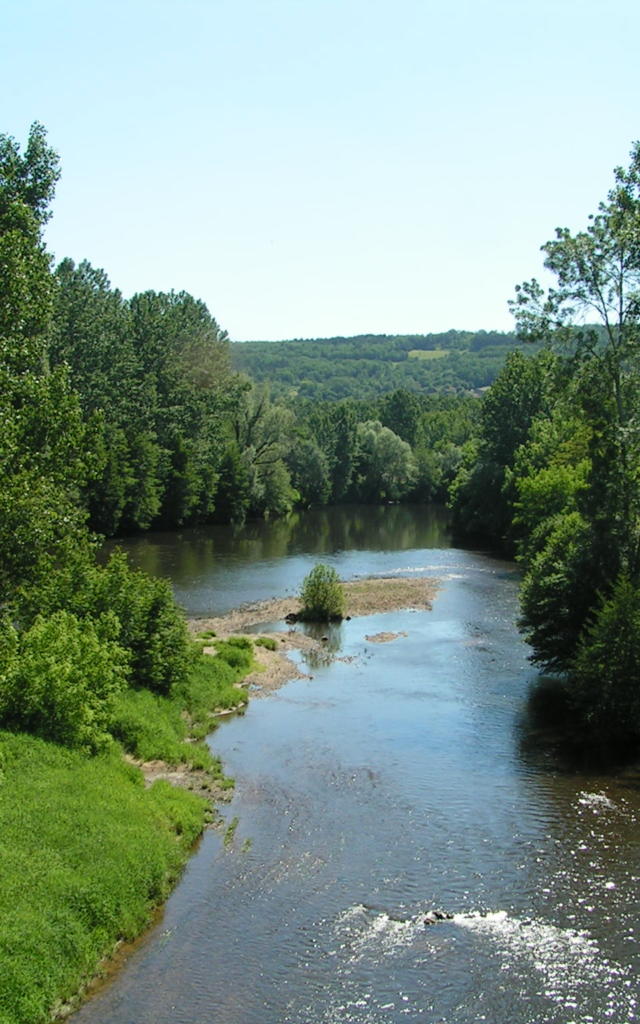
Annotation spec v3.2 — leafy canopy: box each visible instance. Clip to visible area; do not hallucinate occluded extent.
[299,564,345,622]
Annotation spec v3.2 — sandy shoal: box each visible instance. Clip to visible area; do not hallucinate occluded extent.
[190,576,439,698]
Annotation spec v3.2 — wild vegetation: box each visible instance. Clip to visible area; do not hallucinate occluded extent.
[449,143,640,749]
[2,117,640,1021]
[299,564,345,621]
[0,122,255,1024]
[231,329,531,401]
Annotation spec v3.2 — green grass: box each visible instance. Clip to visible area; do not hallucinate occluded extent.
[111,641,254,768]
[0,733,206,1024]
[255,635,277,651]
[407,348,450,360]
[223,815,239,848]
[0,639,257,1024]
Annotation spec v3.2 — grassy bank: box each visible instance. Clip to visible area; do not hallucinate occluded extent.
[0,637,255,1024]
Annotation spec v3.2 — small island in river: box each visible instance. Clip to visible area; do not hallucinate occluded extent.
[190,575,439,697]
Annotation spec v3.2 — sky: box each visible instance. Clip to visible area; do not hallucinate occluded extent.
[4,0,640,341]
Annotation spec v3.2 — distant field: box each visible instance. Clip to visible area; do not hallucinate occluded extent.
[408,349,450,360]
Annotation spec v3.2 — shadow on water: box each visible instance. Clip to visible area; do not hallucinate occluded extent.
[518,672,640,777]
[103,504,452,576]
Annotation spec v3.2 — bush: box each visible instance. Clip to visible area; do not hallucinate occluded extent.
[174,647,247,732]
[569,574,640,742]
[255,635,277,651]
[211,637,253,673]
[299,564,345,621]
[111,643,250,769]
[12,549,193,697]
[89,551,192,694]
[0,612,128,752]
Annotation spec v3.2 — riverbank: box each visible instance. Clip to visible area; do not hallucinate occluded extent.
[2,575,439,1024]
[190,575,439,696]
[0,643,254,1024]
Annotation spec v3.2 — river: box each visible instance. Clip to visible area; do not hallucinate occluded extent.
[78,504,640,1024]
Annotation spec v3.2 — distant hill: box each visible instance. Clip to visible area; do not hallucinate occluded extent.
[231,329,531,400]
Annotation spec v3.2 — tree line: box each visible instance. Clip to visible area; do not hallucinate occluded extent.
[449,144,640,750]
[232,329,531,401]
[0,122,480,752]
[3,120,639,755]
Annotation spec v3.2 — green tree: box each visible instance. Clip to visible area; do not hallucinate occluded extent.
[0,611,128,751]
[286,437,331,506]
[0,124,91,605]
[307,402,358,502]
[230,384,297,517]
[511,141,640,578]
[450,350,558,544]
[352,420,416,502]
[299,564,345,621]
[378,388,421,445]
[569,574,640,742]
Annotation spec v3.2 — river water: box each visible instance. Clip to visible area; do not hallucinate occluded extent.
[79,505,640,1024]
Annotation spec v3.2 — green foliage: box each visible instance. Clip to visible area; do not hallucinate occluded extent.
[0,612,128,752]
[286,437,331,506]
[352,420,416,501]
[211,636,254,674]
[231,330,528,402]
[255,635,277,651]
[214,442,252,523]
[299,564,345,621]
[174,646,246,734]
[449,350,559,546]
[569,575,640,741]
[18,550,192,698]
[0,121,60,226]
[90,552,192,694]
[0,731,206,1024]
[306,402,358,501]
[518,513,597,671]
[112,643,249,766]
[109,687,192,766]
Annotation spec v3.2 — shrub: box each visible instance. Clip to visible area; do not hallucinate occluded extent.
[255,635,277,651]
[0,611,128,752]
[569,574,640,742]
[299,564,345,621]
[90,551,192,694]
[174,648,245,732]
[11,549,193,697]
[212,637,253,674]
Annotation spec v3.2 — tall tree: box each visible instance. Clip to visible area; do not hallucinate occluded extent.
[0,124,89,608]
[510,142,640,579]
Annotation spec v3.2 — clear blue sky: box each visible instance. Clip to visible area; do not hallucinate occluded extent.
[4,0,640,340]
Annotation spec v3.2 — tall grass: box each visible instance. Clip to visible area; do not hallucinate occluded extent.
[0,734,205,1024]
[0,639,256,1024]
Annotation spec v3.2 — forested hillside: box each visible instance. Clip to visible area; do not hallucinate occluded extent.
[231,329,527,400]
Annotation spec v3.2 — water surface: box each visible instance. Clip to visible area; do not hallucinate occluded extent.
[81,505,640,1023]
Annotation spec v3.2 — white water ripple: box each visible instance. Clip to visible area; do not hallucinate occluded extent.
[456,910,637,1023]
[320,905,638,1023]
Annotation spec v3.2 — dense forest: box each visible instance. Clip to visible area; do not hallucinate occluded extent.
[231,329,530,400]
[1,121,640,1022]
